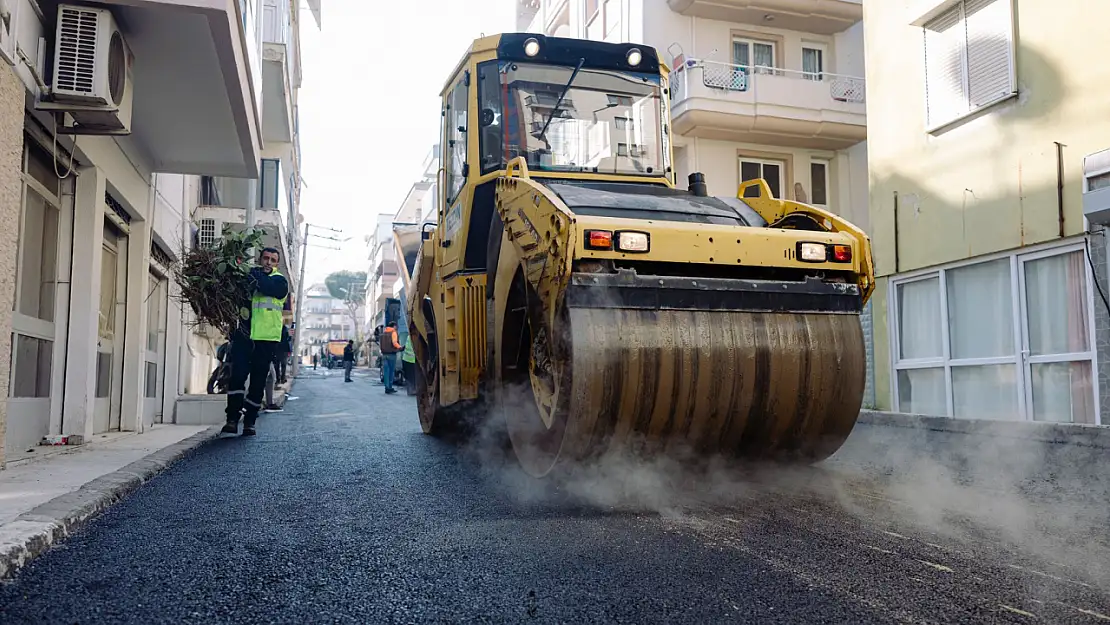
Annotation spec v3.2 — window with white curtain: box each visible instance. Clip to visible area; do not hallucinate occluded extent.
[890,244,1099,425]
[922,0,1015,129]
[802,45,825,81]
[733,38,776,76]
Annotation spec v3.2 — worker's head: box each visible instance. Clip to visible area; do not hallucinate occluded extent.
[259,247,280,273]
[348,340,353,346]
[387,321,396,329]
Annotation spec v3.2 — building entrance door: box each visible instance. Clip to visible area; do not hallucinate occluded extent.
[94,221,128,434]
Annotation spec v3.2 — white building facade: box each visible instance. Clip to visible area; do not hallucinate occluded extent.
[365,145,440,335]
[0,0,320,466]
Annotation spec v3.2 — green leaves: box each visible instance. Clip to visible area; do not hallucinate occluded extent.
[171,226,272,339]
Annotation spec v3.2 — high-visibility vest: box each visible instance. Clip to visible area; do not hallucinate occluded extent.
[402,336,416,363]
[250,270,287,342]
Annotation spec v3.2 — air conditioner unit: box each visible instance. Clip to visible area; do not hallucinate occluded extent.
[36,4,134,135]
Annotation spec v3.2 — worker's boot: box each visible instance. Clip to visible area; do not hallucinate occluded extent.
[241,414,257,436]
[221,417,239,435]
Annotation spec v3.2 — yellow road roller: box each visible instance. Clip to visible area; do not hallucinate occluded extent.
[397,33,875,478]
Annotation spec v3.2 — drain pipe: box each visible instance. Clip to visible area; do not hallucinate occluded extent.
[893,191,901,274]
[1056,141,1066,238]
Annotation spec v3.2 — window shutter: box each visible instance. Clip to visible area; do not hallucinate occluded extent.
[923,4,968,128]
[964,0,1014,108]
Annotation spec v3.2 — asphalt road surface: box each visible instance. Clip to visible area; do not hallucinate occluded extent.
[1,366,1109,624]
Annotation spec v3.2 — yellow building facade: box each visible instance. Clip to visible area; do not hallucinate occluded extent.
[863,0,1110,424]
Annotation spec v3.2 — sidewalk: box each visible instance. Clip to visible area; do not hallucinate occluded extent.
[0,423,221,579]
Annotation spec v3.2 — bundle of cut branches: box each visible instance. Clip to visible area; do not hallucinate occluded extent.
[172,227,266,338]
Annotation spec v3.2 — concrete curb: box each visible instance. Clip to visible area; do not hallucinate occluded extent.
[858,409,1110,450]
[0,424,224,581]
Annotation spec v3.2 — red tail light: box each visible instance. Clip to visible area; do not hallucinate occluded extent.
[585,230,613,250]
[832,244,852,262]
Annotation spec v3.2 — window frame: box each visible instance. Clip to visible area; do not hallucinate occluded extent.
[731,37,777,76]
[739,157,785,199]
[801,43,827,81]
[888,237,1101,424]
[442,72,469,208]
[809,158,829,207]
[920,0,1018,133]
[10,141,64,401]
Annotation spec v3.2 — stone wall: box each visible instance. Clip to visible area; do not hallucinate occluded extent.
[861,299,876,410]
[0,64,26,468]
[1087,226,1110,421]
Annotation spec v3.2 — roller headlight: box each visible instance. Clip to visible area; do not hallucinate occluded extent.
[524,38,541,57]
[617,231,650,253]
[798,242,827,262]
[627,48,642,67]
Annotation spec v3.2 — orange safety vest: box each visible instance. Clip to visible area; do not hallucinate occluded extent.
[379,328,401,354]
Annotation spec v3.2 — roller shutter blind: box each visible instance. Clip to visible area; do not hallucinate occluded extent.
[923,0,1015,128]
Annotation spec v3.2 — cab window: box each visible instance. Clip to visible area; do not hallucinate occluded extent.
[477,61,503,175]
[444,75,469,204]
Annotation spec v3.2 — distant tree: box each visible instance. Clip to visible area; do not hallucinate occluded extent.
[324,270,367,301]
[325,270,367,343]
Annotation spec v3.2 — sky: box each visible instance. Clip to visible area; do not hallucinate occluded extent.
[295,0,515,286]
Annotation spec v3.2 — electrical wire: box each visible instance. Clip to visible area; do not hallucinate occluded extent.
[1084,230,1110,316]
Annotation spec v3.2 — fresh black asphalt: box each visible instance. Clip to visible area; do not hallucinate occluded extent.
[1,366,1109,624]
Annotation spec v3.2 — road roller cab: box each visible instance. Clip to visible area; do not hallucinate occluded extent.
[401,33,876,478]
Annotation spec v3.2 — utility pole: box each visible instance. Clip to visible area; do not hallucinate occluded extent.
[290,222,343,378]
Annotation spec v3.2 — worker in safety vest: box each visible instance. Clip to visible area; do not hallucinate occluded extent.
[379,321,402,394]
[222,246,289,436]
[401,335,417,396]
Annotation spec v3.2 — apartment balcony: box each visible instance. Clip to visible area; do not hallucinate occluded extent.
[32,0,264,178]
[666,0,862,35]
[668,59,866,150]
[261,0,298,144]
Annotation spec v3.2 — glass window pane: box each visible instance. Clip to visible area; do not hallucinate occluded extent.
[1030,361,1095,424]
[897,368,946,415]
[952,364,1018,420]
[26,141,60,197]
[96,352,112,398]
[17,187,59,322]
[145,361,158,398]
[732,41,749,66]
[147,275,163,352]
[810,162,827,205]
[763,163,781,198]
[897,277,942,359]
[477,62,504,174]
[99,243,118,341]
[11,334,52,398]
[1024,251,1090,355]
[753,43,774,68]
[946,258,1014,359]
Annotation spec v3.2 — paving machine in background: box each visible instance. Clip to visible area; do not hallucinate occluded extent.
[399,33,876,478]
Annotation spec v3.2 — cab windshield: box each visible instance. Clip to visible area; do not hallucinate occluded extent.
[477,60,667,177]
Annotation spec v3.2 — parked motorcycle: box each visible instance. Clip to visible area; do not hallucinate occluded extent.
[207,342,232,394]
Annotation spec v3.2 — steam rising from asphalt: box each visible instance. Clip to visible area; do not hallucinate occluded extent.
[452,384,1110,589]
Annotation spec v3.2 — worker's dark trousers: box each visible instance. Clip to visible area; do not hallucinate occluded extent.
[402,360,416,395]
[225,336,280,426]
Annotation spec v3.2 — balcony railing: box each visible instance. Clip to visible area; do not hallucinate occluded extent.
[669,58,866,107]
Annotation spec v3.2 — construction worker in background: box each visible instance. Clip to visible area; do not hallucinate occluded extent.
[401,335,417,396]
[380,321,401,394]
[343,339,356,382]
[222,246,288,436]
